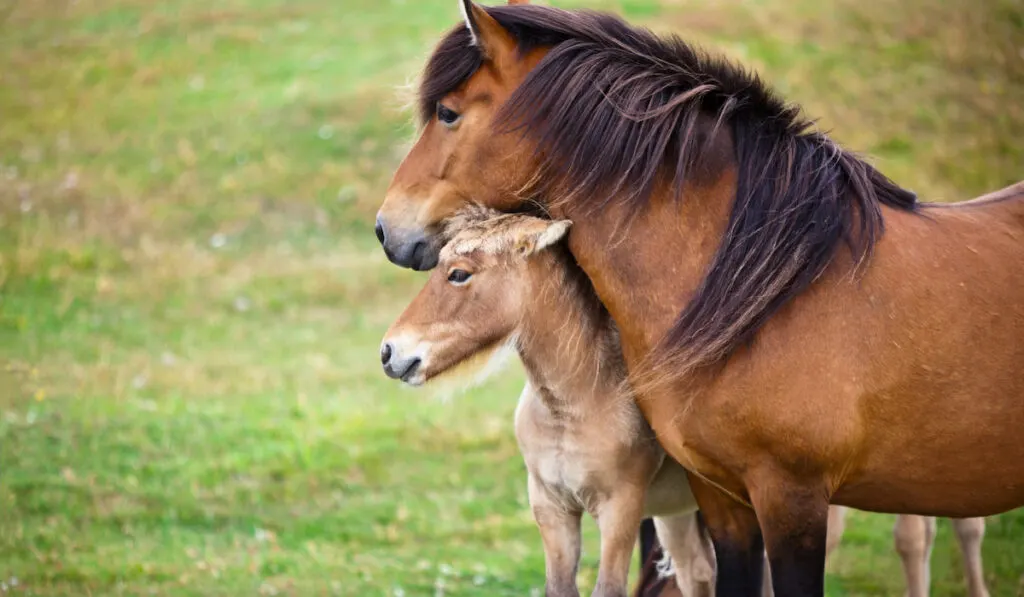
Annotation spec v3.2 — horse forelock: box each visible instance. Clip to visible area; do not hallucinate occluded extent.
[418,4,919,380]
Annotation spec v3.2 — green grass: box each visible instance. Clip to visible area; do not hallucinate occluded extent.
[1,0,1022,595]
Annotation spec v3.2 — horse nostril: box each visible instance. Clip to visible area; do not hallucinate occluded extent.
[374,217,386,245]
[410,240,438,271]
[411,241,426,265]
[381,343,393,365]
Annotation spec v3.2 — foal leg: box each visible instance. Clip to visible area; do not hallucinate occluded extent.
[951,517,990,597]
[591,491,647,597]
[825,506,847,558]
[528,475,583,597]
[760,552,772,597]
[893,515,936,597]
[688,473,764,597]
[653,513,715,597]
[749,476,830,597]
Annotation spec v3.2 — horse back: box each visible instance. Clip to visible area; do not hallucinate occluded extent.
[929,180,1024,227]
[961,180,1024,206]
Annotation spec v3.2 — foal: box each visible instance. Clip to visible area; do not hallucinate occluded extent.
[381,208,714,597]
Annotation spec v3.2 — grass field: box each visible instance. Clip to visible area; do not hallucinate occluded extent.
[1,0,1022,595]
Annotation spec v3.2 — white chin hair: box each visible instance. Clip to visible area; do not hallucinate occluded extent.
[424,339,516,400]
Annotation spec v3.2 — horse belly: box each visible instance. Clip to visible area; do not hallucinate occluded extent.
[832,475,1024,518]
[835,384,1024,517]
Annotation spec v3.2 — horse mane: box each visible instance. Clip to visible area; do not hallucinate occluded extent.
[419,5,918,374]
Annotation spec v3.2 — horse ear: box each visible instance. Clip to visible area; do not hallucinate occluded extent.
[514,219,572,256]
[459,0,518,67]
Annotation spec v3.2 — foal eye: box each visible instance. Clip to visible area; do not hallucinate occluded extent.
[436,103,462,128]
[447,269,472,285]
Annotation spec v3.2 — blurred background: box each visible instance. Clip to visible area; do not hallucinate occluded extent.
[1,0,1021,595]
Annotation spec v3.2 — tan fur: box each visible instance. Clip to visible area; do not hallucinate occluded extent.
[439,206,571,262]
[426,340,517,399]
[382,210,714,597]
[888,514,989,597]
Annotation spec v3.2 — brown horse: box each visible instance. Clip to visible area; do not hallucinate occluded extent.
[381,208,715,597]
[374,2,1024,595]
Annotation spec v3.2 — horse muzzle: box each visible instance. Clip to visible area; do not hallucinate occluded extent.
[375,215,440,271]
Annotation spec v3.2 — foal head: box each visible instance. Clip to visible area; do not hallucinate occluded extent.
[380,209,571,386]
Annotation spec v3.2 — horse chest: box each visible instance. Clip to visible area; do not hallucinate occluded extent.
[638,387,751,487]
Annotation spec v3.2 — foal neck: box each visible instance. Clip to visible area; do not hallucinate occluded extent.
[514,249,625,408]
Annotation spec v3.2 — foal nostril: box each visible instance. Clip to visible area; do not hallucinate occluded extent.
[401,358,422,382]
[374,217,386,246]
[382,350,423,383]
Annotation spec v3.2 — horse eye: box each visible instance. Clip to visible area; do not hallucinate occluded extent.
[447,269,472,284]
[436,103,462,127]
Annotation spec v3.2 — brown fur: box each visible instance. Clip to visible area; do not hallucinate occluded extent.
[377,2,1024,595]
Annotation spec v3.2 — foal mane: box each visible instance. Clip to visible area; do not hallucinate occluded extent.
[419,5,918,375]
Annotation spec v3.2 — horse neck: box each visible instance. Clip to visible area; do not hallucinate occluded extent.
[556,169,737,367]
[513,250,625,408]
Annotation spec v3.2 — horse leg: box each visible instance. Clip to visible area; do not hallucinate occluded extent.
[893,515,936,597]
[757,503,844,597]
[652,512,716,597]
[528,475,583,597]
[951,518,990,597]
[760,506,843,596]
[591,491,647,597]
[750,477,830,597]
[688,474,764,597]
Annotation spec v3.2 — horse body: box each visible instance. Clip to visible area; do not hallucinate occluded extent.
[829,197,1024,515]
[562,183,1024,518]
[376,2,1024,593]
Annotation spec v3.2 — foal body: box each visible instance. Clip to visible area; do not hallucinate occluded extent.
[515,309,710,597]
[381,212,713,597]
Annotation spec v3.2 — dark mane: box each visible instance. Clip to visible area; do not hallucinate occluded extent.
[419,5,918,373]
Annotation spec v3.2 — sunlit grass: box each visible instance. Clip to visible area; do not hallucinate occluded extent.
[1,0,1021,595]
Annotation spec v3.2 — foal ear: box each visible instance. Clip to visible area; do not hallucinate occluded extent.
[513,219,573,257]
[459,0,518,67]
